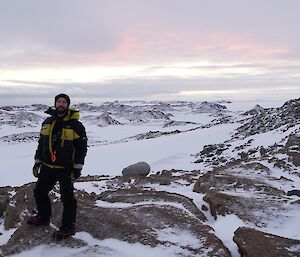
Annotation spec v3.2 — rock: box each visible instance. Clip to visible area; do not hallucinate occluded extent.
[202,190,233,219]
[1,187,231,257]
[239,151,248,160]
[0,187,11,217]
[1,223,87,256]
[259,146,267,157]
[288,152,300,167]
[235,98,300,139]
[287,189,300,197]
[99,188,207,222]
[81,189,231,257]
[4,183,36,230]
[159,180,171,185]
[193,164,287,225]
[193,102,227,113]
[194,158,204,163]
[234,227,300,257]
[242,104,266,116]
[122,162,150,177]
[286,134,300,149]
[212,160,219,166]
[201,205,209,211]
[291,199,300,205]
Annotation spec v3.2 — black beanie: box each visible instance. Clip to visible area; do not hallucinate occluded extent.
[55,94,70,107]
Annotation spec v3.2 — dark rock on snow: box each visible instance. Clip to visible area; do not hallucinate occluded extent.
[122,161,151,177]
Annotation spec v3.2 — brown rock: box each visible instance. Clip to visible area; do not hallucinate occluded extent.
[98,188,207,221]
[77,189,231,257]
[289,152,300,167]
[203,190,233,219]
[4,183,36,230]
[1,186,231,257]
[194,164,287,225]
[234,227,300,257]
[0,187,11,217]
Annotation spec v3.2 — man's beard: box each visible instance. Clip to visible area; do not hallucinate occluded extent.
[55,106,68,116]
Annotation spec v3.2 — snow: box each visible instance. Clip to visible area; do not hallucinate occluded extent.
[260,204,300,240]
[85,122,238,176]
[74,180,109,195]
[1,99,300,257]
[3,245,82,257]
[287,244,300,253]
[0,106,237,187]
[245,125,299,149]
[156,227,202,249]
[0,219,17,246]
[210,214,246,257]
[0,142,37,186]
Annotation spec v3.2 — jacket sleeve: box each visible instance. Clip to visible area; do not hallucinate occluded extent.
[34,127,43,164]
[73,121,88,169]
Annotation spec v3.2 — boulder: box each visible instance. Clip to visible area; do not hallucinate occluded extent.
[234,227,300,257]
[287,190,300,197]
[122,162,150,177]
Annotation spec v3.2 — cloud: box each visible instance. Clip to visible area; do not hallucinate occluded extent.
[0,0,299,105]
[0,0,299,68]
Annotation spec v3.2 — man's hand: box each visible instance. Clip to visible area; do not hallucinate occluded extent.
[32,163,41,178]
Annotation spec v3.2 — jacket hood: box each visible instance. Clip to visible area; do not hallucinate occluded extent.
[45,107,80,121]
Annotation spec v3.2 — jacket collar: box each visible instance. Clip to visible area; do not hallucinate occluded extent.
[45,107,80,121]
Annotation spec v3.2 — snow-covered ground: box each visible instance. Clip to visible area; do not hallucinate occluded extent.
[0,98,299,257]
[0,100,239,187]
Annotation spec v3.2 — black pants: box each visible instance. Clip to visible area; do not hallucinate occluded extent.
[33,165,76,228]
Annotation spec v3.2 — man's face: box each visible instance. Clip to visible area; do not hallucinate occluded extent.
[55,97,68,113]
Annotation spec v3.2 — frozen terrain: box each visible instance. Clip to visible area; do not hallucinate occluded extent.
[0,98,299,257]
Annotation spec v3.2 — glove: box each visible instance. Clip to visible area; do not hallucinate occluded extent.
[71,168,82,180]
[32,163,41,178]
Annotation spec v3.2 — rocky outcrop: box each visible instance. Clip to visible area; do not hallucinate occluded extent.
[0,132,39,143]
[98,188,207,221]
[83,112,122,127]
[0,110,42,128]
[235,98,300,139]
[3,183,38,230]
[0,187,10,217]
[193,101,227,113]
[286,133,300,166]
[163,120,197,127]
[0,178,231,257]
[1,161,300,256]
[193,163,288,225]
[194,143,231,166]
[127,109,172,123]
[242,104,266,116]
[234,227,300,257]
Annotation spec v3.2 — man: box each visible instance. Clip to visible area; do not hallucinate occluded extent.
[27,94,88,240]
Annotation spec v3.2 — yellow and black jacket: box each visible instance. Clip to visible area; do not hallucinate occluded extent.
[35,107,87,169]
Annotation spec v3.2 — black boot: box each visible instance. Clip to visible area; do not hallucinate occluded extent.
[53,225,75,240]
[26,215,50,226]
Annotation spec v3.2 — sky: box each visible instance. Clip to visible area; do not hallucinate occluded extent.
[0,0,299,105]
